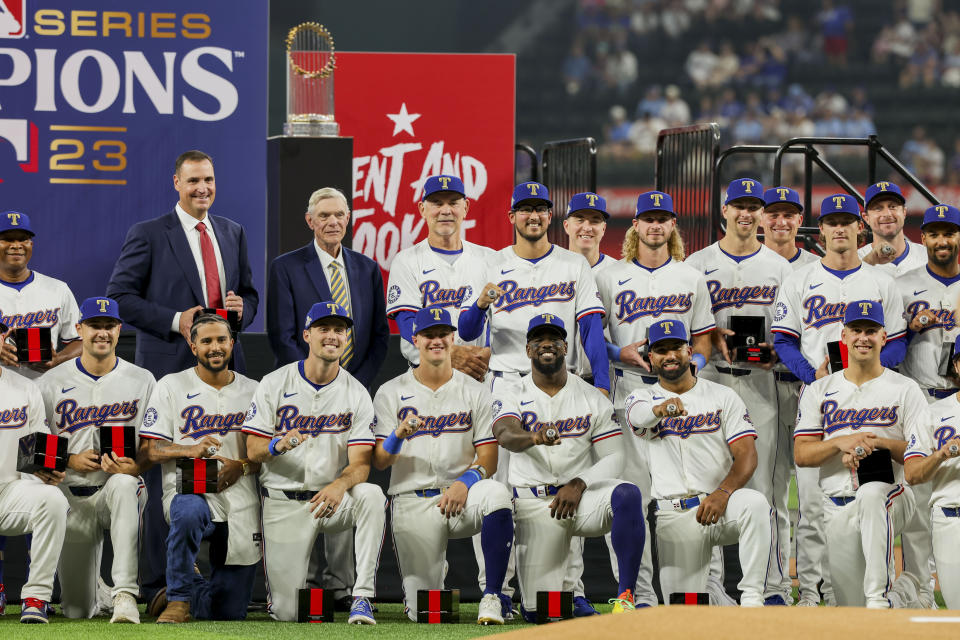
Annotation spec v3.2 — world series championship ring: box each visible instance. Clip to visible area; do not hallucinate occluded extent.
[918,314,931,327]
[486,289,497,300]
[854,446,866,458]
[950,443,959,456]
[879,244,895,257]
[206,446,218,457]
[545,428,558,440]
[666,403,678,415]
[290,436,300,447]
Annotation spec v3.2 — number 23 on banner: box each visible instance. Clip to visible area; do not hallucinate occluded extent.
[48,124,128,186]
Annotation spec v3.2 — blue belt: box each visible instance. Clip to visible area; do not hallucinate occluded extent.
[513,485,560,498]
[942,507,960,518]
[774,371,799,383]
[68,485,103,497]
[656,496,702,511]
[830,496,856,506]
[260,487,316,501]
[927,388,958,399]
[715,366,751,377]
[414,489,444,498]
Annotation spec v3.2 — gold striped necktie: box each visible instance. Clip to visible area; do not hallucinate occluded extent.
[328,262,354,366]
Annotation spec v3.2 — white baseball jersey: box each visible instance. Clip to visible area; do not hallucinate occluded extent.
[787,248,821,269]
[794,368,926,496]
[0,272,81,379]
[459,245,605,375]
[596,257,715,370]
[491,374,621,487]
[37,357,154,487]
[570,253,616,378]
[771,261,907,368]
[905,394,960,508]
[242,361,376,491]
[686,244,792,366]
[373,369,496,494]
[139,368,257,519]
[857,241,926,277]
[0,368,48,485]
[624,378,756,499]
[386,239,497,365]
[896,266,960,391]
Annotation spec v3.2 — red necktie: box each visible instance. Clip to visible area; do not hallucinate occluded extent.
[195,221,223,308]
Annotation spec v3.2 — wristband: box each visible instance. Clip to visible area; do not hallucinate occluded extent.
[716,487,731,496]
[691,353,706,371]
[383,432,403,454]
[268,436,284,457]
[469,464,488,480]
[455,468,483,490]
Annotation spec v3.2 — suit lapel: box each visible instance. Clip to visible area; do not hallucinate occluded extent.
[342,249,363,323]
[165,213,205,305]
[208,215,237,289]
[303,245,331,300]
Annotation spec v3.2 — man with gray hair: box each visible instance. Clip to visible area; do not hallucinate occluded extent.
[265,186,388,610]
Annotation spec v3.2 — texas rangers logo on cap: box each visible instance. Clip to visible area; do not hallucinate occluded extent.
[0,210,34,235]
[634,190,675,218]
[724,178,764,205]
[647,319,690,347]
[566,192,609,219]
[818,193,861,220]
[412,305,455,335]
[511,182,553,208]
[304,301,354,329]
[422,174,466,201]
[864,181,905,208]
[79,296,121,322]
[843,299,884,326]
[921,203,960,229]
[526,313,567,339]
[763,187,803,212]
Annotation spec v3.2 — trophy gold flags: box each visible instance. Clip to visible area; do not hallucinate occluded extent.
[284,23,339,137]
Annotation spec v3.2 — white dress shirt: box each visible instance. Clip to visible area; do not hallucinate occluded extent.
[170,203,227,333]
[314,240,352,313]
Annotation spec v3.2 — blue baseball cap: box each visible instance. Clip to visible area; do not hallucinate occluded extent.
[0,211,34,236]
[422,175,465,201]
[412,306,455,335]
[511,182,552,209]
[634,191,675,218]
[763,187,804,212]
[566,192,609,219]
[648,319,690,347]
[843,300,884,327]
[79,297,121,322]
[724,178,764,205]
[819,193,861,220]
[921,204,960,230]
[304,301,354,329]
[864,181,905,208]
[526,313,567,340]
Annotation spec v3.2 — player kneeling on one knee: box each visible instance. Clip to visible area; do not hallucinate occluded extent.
[373,306,513,625]
[243,302,386,624]
[625,319,774,608]
[38,297,154,623]
[139,313,261,623]
[794,301,924,609]
[491,314,644,619]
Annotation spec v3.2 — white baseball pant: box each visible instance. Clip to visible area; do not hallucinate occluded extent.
[0,479,68,602]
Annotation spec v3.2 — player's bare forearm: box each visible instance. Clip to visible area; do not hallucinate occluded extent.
[136,440,155,472]
[794,433,877,467]
[333,445,373,491]
[692,333,711,365]
[720,437,758,493]
[492,417,539,452]
[904,454,943,485]
[54,340,82,366]
[245,433,273,463]
[879,438,907,464]
[144,437,217,463]
[372,441,399,470]
[472,442,498,477]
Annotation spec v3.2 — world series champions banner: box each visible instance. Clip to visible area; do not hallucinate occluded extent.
[0,1,268,326]
[335,53,516,302]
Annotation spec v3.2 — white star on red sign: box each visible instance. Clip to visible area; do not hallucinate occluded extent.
[386,103,421,137]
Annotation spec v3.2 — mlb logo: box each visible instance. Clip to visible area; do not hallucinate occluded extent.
[0,0,25,39]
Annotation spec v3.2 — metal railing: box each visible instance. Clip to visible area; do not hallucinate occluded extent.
[541,137,597,246]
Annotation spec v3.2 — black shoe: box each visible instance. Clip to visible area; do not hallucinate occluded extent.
[334,595,353,612]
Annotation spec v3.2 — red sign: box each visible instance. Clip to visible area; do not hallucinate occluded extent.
[335,53,515,273]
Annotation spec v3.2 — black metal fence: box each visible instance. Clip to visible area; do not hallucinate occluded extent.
[540,137,597,246]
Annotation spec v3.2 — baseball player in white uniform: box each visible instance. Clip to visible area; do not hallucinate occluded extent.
[242,302,385,624]
[761,186,832,607]
[773,194,910,606]
[595,190,714,606]
[0,211,81,378]
[138,313,260,623]
[458,182,609,394]
[686,179,792,604]
[386,175,494,379]
[36,297,153,623]
[624,319,773,607]
[0,367,68,624]
[372,306,512,624]
[858,182,926,275]
[794,300,926,608]
[904,336,960,609]
[491,314,644,617]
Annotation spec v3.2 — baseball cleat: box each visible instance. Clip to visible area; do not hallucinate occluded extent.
[497,592,517,620]
[20,598,49,624]
[348,597,376,625]
[477,593,504,625]
[95,576,114,616]
[572,596,599,617]
[609,589,635,614]
[795,598,819,607]
[110,592,140,623]
[763,595,787,606]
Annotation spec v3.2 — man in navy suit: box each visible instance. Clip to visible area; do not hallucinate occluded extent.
[266,186,388,609]
[106,149,259,603]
